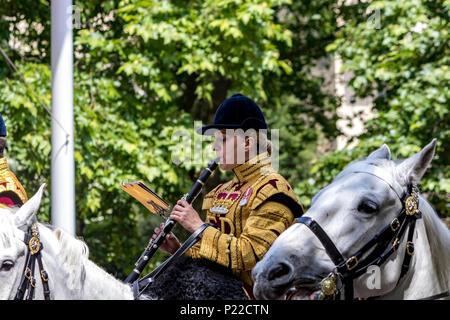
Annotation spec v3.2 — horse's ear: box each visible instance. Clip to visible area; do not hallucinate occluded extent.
[14,183,46,230]
[367,144,391,161]
[396,139,437,183]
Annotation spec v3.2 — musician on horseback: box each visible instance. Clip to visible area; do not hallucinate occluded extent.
[0,114,28,208]
[152,93,304,298]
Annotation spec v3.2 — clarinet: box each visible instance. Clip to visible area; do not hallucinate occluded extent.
[124,158,219,284]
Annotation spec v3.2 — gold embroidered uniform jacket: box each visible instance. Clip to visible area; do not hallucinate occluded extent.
[0,157,28,208]
[184,152,303,286]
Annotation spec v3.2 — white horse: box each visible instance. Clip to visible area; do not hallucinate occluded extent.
[0,183,135,300]
[252,139,450,300]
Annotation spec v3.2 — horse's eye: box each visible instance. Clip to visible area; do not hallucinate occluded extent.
[1,259,15,271]
[357,200,379,214]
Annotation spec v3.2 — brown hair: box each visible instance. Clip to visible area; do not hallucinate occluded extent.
[245,130,272,155]
[0,137,6,158]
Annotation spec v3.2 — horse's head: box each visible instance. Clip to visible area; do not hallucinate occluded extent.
[0,183,46,299]
[252,139,438,300]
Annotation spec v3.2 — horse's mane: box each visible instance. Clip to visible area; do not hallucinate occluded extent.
[417,196,450,290]
[52,227,89,291]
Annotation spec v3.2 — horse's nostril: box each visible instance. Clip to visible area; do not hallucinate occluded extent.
[267,262,292,281]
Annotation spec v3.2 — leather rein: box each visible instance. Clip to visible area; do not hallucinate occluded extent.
[295,168,449,300]
[14,224,51,300]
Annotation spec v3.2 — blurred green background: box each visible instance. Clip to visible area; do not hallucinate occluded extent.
[0,0,448,279]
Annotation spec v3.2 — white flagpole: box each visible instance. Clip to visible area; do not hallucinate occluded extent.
[51,0,75,235]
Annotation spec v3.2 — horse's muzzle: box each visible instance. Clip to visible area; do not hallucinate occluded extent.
[252,260,295,300]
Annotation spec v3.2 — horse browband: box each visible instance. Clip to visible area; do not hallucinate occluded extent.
[296,174,423,300]
[14,224,51,300]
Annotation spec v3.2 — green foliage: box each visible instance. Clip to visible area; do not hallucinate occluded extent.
[263,1,344,206]
[325,0,449,216]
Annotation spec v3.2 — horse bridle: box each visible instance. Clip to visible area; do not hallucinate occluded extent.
[295,166,449,300]
[14,224,51,300]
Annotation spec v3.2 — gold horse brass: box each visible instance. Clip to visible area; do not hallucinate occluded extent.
[29,236,41,255]
[405,195,418,216]
[320,273,337,296]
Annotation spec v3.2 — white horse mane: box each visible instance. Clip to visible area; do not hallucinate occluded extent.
[52,227,90,291]
[418,197,450,291]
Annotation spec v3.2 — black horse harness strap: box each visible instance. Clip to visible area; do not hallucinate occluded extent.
[131,222,214,299]
[296,217,345,267]
[295,165,427,300]
[14,224,51,300]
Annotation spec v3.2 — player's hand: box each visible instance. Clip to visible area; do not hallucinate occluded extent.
[169,200,204,233]
[151,222,181,255]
